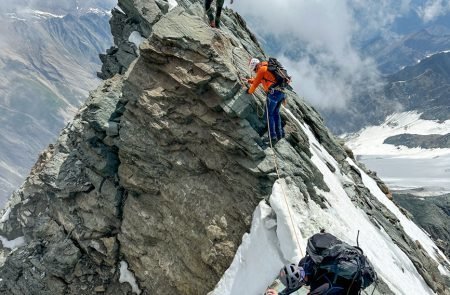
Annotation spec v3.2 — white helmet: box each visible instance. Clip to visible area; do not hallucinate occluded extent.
[279,264,305,290]
[249,58,260,72]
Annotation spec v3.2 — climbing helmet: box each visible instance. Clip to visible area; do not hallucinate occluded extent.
[279,263,305,290]
[249,57,261,72]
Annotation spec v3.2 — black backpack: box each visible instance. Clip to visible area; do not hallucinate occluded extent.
[267,57,291,90]
[306,233,377,292]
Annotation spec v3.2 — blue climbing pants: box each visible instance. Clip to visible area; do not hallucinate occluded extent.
[264,89,286,140]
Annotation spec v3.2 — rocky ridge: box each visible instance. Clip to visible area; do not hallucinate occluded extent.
[0,0,449,294]
[394,192,450,258]
[384,133,450,149]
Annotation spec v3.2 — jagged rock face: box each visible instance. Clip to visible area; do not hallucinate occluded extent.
[0,0,449,294]
[394,193,450,258]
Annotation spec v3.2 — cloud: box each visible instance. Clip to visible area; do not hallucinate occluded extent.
[232,0,414,111]
[418,0,450,22]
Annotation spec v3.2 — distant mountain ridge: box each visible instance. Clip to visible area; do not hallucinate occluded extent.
[384,133,450,149]
[363,27,450,74]
[0,8,113,206]
[0,0,116,16]
[386,51,450,122]
[322,51,450,134]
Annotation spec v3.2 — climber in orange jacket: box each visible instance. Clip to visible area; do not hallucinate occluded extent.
[245,58,288,144]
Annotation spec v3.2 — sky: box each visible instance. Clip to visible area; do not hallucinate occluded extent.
[232,0,450,111]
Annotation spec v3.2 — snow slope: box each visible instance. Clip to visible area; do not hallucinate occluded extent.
[210,109,450,295]
[350,159,450,276]
[346,111,450,158]
[345,111,450,193]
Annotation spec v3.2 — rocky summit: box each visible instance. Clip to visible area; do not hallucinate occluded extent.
[0,0,449,294]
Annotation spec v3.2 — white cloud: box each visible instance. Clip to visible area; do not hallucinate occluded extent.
[418,0,450,22]
[232,0,415,110]
[280,55,378,110]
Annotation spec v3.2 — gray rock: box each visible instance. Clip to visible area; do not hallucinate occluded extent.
[394,192,450,258]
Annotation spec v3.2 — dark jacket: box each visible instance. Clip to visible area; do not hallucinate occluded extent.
[279,256,361,295]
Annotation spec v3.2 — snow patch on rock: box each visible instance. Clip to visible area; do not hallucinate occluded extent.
[128,31,146,49]
[0,207,11,223]
[168,0,179,11]
[119,261,142,294]
[0,235,25,250]
[209,200,288,295]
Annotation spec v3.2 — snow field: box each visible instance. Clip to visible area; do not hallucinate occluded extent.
[346,111,450,158]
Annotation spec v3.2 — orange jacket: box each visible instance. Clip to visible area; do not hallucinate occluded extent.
[247,62,277,94]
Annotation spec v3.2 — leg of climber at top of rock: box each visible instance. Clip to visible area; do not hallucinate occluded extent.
[243,57,291,146]
[205,0,216,27]
[204,0,233,29]
[214,0,225,28]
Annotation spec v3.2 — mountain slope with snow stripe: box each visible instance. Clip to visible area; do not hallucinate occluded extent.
[352,160,450,276]
[210,107,449,294]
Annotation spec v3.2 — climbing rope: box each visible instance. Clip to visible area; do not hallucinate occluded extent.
[261,92,304,258]
[228,46,303,257]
